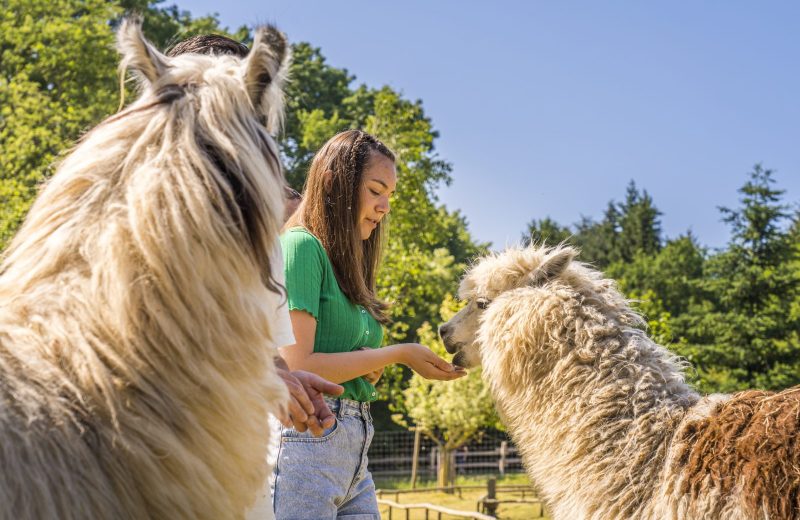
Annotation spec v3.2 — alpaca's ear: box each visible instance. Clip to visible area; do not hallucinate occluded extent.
[244,25,291,134]
[117,17,169,86]
[528,247,576,285]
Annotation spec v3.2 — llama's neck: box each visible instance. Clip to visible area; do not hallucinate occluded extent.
[493,329,699,519]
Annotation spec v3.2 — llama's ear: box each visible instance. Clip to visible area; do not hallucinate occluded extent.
[244,25,291,134]
[117,17,168,86]
[528,246,576,285]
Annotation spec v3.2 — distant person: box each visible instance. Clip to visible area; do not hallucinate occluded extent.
[283,186,302,222]
[274,129,466,519]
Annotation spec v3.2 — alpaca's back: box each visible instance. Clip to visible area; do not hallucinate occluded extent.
[660,388,800,519]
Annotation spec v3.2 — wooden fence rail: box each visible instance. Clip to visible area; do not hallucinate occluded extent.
[377,484,533,502]
[377,498,497,520]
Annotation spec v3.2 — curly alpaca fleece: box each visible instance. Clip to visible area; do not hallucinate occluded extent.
[440,245,799,520]
[0,20,290,519]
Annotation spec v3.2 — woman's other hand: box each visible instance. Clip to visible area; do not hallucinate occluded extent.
[276,367,344,436]
[397,343,467,381]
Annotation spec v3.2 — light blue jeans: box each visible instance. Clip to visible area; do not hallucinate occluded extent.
[271,397,378,519]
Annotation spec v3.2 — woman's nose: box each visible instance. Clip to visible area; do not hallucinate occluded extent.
[377,196,390,214]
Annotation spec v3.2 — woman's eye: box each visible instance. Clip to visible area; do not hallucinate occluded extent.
[370,189,380,196]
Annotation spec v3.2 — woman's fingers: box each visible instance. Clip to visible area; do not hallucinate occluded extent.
[287,395,309,424]
[288,380,315,416]
[431,356,456,372]
[417,361,466,380]
[304,415,324,437]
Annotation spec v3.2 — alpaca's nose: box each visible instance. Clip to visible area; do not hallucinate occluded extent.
[438,323,450,340]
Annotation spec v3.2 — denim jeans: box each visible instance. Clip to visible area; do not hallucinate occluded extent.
[271,397,378,520]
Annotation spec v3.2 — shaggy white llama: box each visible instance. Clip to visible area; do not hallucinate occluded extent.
[440,245,799,520]
[0,20,290,519]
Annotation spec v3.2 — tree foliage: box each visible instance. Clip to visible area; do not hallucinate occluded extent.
[524,181,663,269]
[1,0,122,247]
[675,166,800,391]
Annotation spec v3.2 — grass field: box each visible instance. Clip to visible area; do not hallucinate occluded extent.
[375,474,551,520]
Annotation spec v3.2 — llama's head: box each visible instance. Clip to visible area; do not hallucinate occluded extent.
[2,18,292,300]
[439,244,642,371]
[112,18,291,289]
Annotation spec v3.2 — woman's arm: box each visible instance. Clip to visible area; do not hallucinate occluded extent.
[279,310,465,383]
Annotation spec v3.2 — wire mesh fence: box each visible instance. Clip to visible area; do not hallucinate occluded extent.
[367,430,525,480]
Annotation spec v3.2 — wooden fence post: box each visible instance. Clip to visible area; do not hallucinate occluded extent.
[450,450,457,486]
[485,477,498,516]
[498,441,507,476]
[411,428,421,489]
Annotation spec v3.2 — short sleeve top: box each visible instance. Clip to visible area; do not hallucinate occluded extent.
[267,243,296,350]
[280,227,384,402]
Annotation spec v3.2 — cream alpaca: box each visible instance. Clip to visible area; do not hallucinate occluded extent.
[440,245,799,520]
[0,20,290,519]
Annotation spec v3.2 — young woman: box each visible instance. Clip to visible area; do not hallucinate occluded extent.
[273,130,465,519]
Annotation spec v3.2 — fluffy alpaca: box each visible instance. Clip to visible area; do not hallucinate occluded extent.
[0,20,290,519]
[440,245,800,520]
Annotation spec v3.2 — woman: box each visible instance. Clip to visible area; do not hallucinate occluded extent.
[273,130,465,519]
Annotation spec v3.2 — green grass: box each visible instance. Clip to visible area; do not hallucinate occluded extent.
[375,474,551,520]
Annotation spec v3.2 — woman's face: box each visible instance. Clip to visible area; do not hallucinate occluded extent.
[357,153,397,240]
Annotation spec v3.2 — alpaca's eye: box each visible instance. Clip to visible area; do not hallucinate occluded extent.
[476,298,490,310]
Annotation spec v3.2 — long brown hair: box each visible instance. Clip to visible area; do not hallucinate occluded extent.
[286,130,394,323]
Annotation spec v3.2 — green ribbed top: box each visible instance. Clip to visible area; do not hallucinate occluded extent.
[280,227,384,402]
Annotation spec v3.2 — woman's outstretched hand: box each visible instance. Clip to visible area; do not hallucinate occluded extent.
[397,343,467,381]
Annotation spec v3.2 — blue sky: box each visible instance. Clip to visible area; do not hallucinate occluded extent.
[179,1,799,250]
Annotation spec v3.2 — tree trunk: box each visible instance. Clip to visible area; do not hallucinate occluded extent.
[437,448,454,490]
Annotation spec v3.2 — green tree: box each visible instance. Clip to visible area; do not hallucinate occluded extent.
[362,88,486,419]
[523,217,572,246]
[679,165,800,392]
[278,43,356,187]
[571,207,618,267]
[608,233,705,317]
[0,0,122,248]
[616,181,662,262]
[576,181,662,267]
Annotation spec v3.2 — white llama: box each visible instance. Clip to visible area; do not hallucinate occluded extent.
[0,19,290,519]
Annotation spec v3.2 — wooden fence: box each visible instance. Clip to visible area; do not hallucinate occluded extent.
[377,499,496,520]
[368,434,524,479]
[376,482,545,519]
